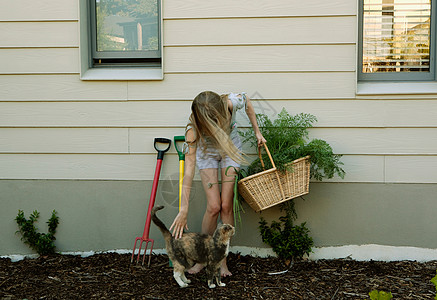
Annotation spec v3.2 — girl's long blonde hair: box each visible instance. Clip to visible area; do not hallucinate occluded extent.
[188,91,245,164]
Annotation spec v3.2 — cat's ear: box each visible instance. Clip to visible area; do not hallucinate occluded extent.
[229,225,236,235]
[223,224,235,233]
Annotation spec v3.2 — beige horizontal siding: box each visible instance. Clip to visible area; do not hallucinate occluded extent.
[0,0,78,21]
[0,0,355,22]
[0,101,190,126]
[1,127,436,156]
[309,128,437,155]
[3,72,435,101]
[0,154,184,180]
[165,45,355,73]
[0,22,78,48]
[2,100,437,128]
[163,0,356,19]
[0,75,128,101]
[1,153,436,183]
[0,73,356,101]
[0,44,355,75]
[164,17,356,46]
[385,156,437,183]
[127,73,356,100]
[0,0,356,21]
[327,155,385,183]
[133,127,437,155]
[0,127,185,154]
[0,48,79,74]
[0,128,128,153]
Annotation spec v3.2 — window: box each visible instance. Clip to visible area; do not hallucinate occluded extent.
[90,0,161,67]
[358,0,435,81]
[79,0,163,80]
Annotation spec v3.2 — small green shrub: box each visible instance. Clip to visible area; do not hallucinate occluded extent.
[259,201,313,261]
[15,209,59,256]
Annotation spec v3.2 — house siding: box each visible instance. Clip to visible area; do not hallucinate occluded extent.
[1,0,437,257]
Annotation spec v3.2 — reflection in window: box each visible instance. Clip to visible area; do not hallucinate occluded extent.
[94,0,159,55]
[362,0,431,73]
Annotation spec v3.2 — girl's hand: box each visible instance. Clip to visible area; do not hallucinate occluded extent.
[169,210,188,239]
[256,132,267,147]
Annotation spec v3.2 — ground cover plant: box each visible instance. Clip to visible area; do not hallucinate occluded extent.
[1,252,437,299]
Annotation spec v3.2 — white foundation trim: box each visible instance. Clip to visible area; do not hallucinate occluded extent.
[231,245,437,262]
[308,244,437,262]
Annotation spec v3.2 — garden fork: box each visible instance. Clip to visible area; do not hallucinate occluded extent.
[131,138,171,266]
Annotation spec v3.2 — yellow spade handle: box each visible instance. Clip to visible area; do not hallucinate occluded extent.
[178,160,184,211]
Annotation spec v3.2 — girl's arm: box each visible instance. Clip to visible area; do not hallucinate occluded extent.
[245,95,266,146]
[169,128,196,239]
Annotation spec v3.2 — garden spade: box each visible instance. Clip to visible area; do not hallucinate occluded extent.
[166,135,186,267]
[173,135,185,211]
[131,138,171,266]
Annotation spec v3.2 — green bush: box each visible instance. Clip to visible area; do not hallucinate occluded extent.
[259,201,313,261]
[15,210,59,256]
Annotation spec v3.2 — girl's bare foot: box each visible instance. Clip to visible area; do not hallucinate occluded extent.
[188,263,204,274]
[220,259,232,277]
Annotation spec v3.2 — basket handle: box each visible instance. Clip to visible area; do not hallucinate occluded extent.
[258,143,276,170]
[258,142,286,201]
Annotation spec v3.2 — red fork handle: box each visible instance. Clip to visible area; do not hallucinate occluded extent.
[141,158,163,239]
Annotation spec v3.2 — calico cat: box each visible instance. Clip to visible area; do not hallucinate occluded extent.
[151,205,235,288]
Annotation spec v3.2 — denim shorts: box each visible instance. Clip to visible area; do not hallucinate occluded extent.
[196,135,242,170]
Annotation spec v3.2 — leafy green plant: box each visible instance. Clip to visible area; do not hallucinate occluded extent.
[259,200,313,262]
[431,271,437,300]
[15,210,59,256]
[369,290,393,300]
[241,108,345,181]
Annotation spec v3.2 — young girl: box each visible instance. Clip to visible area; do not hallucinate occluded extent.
[170,91,266,277]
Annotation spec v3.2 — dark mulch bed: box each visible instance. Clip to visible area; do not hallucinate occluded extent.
[1,252,436,299]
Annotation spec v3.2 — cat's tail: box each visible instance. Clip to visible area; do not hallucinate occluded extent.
[151,205,172,238]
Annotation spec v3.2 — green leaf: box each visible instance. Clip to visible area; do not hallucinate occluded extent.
[431,272,437,288]
[431,272,437,299]
[369,290,393,300]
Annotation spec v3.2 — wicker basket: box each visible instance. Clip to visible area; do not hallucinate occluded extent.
[238,143,310,212]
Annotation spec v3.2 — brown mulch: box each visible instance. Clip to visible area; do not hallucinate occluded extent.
[1,252,436,299]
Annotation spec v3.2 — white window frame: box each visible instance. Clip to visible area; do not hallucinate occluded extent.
[79,0,163,81]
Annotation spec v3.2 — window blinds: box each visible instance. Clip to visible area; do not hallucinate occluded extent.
[362,0,431,73]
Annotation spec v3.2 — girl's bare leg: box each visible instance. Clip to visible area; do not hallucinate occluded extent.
[188,168,221,274]
[219,166,238,277]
